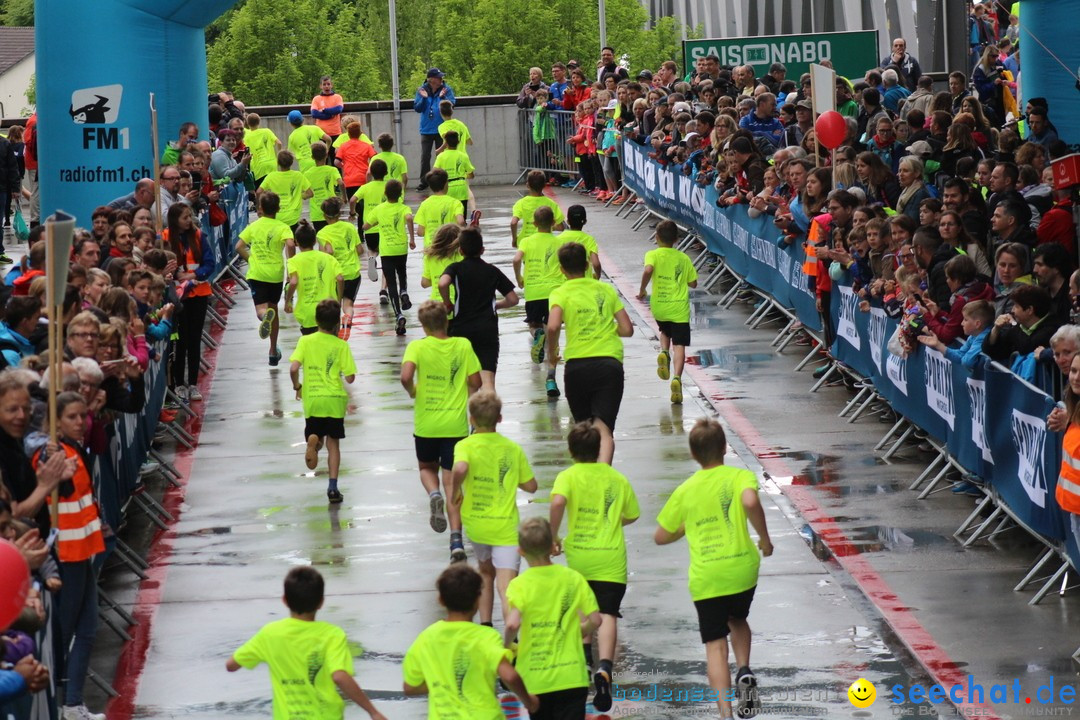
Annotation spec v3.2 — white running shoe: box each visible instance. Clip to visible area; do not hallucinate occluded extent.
[62,706,106,720]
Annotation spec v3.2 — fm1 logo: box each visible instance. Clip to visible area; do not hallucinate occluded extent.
[70,84,129,150]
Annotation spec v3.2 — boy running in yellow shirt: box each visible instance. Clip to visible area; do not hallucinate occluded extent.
[437,100,473,154]
[286,110,330,173]
[637,220,698,404]
[513,207,564,397]
[244,113,281,188]
[557,205,602,279]
[433,131,475,219]
[504,518,602,720]
[371,133,409,185]
[259,150,314,231]
[511,170,564,248]
[403,564,538,718]
[288,300,356,503]
[401,301,482,563]
[227,566,385,720]
[654,418,773,720]
[450,391,537,626]
[549,421,639,712]
[414,168,465,248]
[317,197,364,338]
[304,142,345,232]
[236,191,295,366]
[363,179,415,335]
[350,158,387,288]
[546,243,633,464]
[284,221,343,336]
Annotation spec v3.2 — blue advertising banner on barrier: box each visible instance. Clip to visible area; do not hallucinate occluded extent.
[620,137,1072,556]
[620,140,821,332]
[827,284,1067,544]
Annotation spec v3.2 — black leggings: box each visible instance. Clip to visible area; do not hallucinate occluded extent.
[175,295,209,386]
[382,255,408,316]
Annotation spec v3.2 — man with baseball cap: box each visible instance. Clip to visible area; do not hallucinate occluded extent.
[781,99,815,148]
[414,68,456,190]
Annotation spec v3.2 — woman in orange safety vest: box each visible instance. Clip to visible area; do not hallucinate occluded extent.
[32,391,105,717]
[1049,354,1080,545]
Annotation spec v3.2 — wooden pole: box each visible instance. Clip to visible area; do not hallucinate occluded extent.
[810,85,820,170]
[45,220,59,528]
[150,93,163,236]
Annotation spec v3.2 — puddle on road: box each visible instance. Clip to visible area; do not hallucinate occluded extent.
[799,522,954,558]
[688,348,775,371]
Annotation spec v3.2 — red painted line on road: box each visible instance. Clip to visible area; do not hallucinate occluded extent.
[572,193,1002,718]
[106,288,233,720]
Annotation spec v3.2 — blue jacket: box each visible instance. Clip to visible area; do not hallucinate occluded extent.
[0,321,34,368]
[188,230,217,283]
[738,112,783,147]
[414,83,456,135]
[0,668,27,702]
[945,327,990,370]
[546,80,569,108]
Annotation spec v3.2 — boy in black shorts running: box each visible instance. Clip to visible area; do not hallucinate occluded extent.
[655,418,773,720]
[236,191,295,365]
[637,220,698,404]
[546,243,633,464]
[440,228,519,390]
[289,300,356,503]
[401,301,482,562]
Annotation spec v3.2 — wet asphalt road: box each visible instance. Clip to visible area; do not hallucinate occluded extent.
[90,184,1080,720]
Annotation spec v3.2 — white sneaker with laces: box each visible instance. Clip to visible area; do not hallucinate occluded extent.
[175,385,189,402]
[62,705,106,720]
[187,384,203,401]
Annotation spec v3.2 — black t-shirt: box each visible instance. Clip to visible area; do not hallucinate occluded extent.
[444,257,515,335]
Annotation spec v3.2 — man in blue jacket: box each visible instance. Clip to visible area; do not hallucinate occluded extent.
[0,296,40,370]
[414,68,456,191]
[737,93,783,152]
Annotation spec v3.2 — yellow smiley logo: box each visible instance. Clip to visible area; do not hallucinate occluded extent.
[848,678,877,708]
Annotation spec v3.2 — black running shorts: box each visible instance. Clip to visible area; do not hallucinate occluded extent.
[694,586,756,643]
[564,357,625,431]
[249,279,283,306]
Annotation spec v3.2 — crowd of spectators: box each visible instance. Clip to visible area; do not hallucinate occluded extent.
[520,10,1075,404]
[0,90,254,720]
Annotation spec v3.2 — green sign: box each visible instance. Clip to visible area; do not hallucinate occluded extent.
[683,30,880,81]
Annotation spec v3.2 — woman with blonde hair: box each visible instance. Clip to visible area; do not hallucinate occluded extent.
[895,156,932,222]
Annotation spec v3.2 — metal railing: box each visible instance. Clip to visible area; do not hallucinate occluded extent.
[516,107,579,183]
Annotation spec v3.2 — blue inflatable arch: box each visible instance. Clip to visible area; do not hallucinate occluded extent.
[36,0,237,221]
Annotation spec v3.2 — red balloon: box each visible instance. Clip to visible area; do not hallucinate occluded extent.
[814,110,847,150]
[0,540,30,631]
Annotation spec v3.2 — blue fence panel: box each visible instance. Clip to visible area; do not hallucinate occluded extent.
[621,134,1075,559]
[620,140,821,332]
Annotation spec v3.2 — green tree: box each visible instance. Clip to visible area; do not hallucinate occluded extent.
[23,72,34,113]
[206,0,691,101]
[207,0,384,104]
[0,0,33,26]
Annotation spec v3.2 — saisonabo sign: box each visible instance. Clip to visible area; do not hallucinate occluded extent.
[683,30,879,80]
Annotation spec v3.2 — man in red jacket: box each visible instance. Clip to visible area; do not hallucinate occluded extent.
[1037,195,1076,255]
[22,113,37,230]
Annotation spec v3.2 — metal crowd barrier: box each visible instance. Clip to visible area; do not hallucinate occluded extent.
[516,107,579,184]
[614,138,1080,623]
[75,182,250,709]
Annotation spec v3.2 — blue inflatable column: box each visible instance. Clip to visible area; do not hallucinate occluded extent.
[1020,0,1080,144]
[35,0,237,222]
